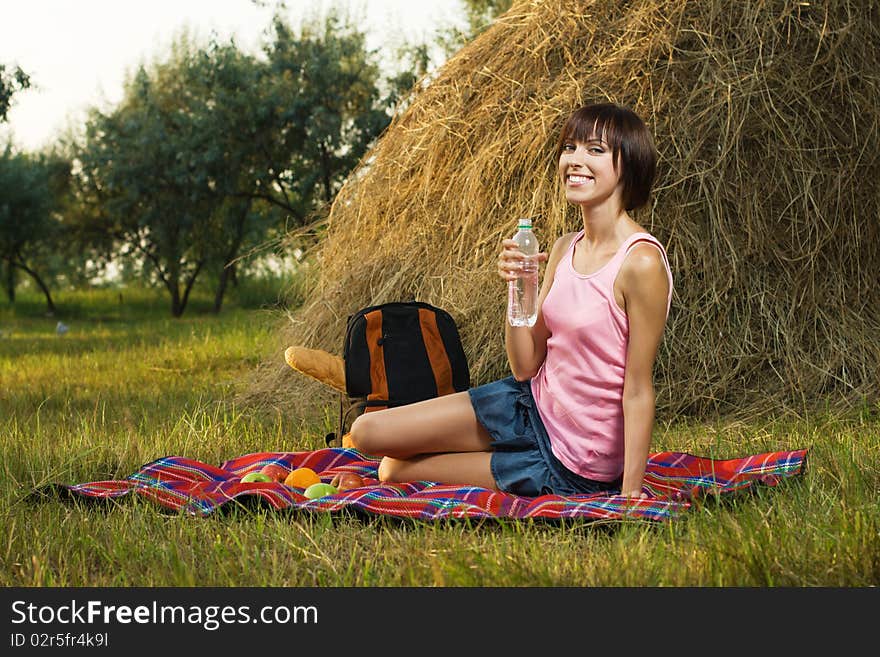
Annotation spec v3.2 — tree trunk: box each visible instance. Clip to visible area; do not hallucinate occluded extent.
[12,261,55,314]
[167,276,183,318]
[170,288,183,317]
[178,260,204,317]
[212,201,249,314]
[319,142,333,204]
[213,265,231,314]
[139,242,180,319]
[4,261,14,303]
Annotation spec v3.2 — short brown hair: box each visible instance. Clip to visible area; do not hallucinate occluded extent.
[555,103,657,211]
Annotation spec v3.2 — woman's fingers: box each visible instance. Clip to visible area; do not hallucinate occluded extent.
[497,261,522,281]
[498,246,524,281]
[497,248,547,282]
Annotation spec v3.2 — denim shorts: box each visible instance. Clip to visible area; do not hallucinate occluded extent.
[468,376,622,497]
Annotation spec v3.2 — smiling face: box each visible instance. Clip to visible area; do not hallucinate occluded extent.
[554,104,658,212]
[558,135,624,208]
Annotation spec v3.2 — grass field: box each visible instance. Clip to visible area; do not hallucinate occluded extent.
[1,288,878,586]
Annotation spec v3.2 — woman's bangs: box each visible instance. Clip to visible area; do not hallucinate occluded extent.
[561,108,622,159]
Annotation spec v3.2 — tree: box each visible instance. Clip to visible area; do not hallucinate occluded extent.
[75,50,223,317]
[201,15,394,312]
[175,38,289,313]
[0,145,70,312]
[173,15,394,313]
[0,64,30,123]
[265,13,393,207]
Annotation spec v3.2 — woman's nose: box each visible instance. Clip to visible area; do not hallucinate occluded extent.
[569,145,588,160]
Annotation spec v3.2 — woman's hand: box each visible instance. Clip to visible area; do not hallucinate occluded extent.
[497,239,548,282]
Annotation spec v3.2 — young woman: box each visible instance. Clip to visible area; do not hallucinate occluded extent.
[350,103,673,498]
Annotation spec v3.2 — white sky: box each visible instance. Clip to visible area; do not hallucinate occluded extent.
[0,0,468,152]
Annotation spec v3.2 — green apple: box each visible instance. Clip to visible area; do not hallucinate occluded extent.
[241,471,273,483]
[303,482,338,499]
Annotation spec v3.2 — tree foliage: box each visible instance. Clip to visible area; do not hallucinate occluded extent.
[434,0,514,56]
[264,14,393,207]
[462,0,514,33]
[0,64,31,123]
[0,145,70,312]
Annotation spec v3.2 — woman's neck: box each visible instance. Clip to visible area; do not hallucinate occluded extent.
[580,203,631,247]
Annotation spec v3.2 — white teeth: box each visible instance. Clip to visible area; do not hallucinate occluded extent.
[568,175,591,183]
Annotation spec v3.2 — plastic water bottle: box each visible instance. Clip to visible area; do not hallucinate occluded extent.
[507,217,540,327]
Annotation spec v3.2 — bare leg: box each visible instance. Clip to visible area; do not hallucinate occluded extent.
[378,452,497,490]
[349,391,498,489]
[349,391,492,459]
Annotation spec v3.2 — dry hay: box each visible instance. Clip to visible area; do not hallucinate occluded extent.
[244,0,880,423]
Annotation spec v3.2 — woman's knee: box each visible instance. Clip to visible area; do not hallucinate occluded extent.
[349,412,392,456]
[348,412,376,454]
[377,456,405,483]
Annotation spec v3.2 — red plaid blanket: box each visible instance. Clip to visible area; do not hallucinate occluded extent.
[44,447,807,522]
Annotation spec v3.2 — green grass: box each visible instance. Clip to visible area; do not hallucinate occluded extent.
[1,288,878,586]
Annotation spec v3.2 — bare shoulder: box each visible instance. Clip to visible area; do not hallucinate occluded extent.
[624,242,666,272]
[619,242,669,294]
[545,231,578,264]
[552,231,578,252]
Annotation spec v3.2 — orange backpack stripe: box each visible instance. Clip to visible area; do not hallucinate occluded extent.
[418,307,455,397]
[364,310,389,411]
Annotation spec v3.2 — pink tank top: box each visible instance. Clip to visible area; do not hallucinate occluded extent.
[530,230,673,481]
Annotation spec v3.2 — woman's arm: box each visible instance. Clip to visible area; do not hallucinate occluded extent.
[498,233,575,380]
[618,244,671,497]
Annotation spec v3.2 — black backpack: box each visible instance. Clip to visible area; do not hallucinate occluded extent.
[326,301,470,445]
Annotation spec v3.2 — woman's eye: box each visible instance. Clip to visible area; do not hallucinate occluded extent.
[589,147,604,154]
[562,142,575,151]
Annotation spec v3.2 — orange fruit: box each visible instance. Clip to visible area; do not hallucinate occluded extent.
[284,467,321,489]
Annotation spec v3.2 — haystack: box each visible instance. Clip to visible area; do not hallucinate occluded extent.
[247,0,880,422]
